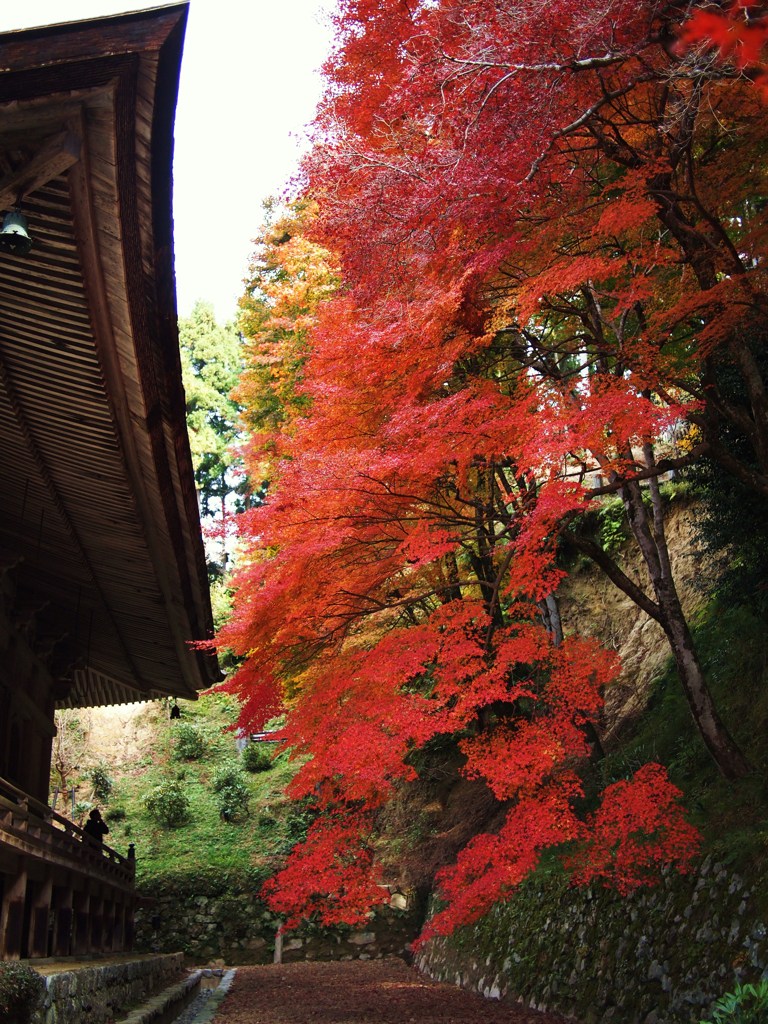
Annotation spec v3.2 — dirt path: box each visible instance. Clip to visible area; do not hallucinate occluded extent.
[212,960,574,1024]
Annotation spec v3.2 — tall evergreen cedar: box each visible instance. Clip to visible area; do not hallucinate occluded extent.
[179,301,244,565]
[217,0,768,937]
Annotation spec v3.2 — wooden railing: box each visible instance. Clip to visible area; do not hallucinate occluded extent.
[0,773,134,889]
[1,774,137,958]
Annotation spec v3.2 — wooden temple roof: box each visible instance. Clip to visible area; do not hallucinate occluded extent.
[0,4,220,707]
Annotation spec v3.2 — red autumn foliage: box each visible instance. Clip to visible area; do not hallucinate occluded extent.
[566,764,703,894]
[218,0,768,937]
[679,1,768,97]
[420,782,587,943]
[262,810,390,930]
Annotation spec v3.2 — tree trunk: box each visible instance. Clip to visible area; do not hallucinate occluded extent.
[656,582,750,779]
[539,592,563,648]
[619,473,750,781]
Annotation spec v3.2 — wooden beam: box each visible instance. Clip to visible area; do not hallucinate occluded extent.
[0,7,187,73]
[0,130,80,210]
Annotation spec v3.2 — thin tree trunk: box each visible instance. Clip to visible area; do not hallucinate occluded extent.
[443,550,463,603]
[539,593,564,648]
[619,473,750,780]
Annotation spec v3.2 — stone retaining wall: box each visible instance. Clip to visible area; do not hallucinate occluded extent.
[31,953,184,1024]
[416,857,768,1024]
[135,891,420,965]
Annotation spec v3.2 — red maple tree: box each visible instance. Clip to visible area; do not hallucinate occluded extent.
[217,0,768,936]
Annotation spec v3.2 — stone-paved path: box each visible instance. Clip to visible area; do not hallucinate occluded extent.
[206,960,576,1024]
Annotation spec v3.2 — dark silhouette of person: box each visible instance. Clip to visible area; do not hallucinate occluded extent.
[170,702,181,719]
[83,807,109,843]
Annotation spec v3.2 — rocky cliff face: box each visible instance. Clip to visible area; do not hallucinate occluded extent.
[558,496,714,747]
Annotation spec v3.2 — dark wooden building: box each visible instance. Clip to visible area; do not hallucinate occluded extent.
[0,3,219,959]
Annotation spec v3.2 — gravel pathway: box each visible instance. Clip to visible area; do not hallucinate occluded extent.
[206,960,576,1024]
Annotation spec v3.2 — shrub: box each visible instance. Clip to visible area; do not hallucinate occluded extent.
[171,723,206,762]
[284,802,317,845]
[74,800,93,822]
[212,764,247,794]
[105,805,126,823]
[88,763,114,801]
[0,962,45,1023]
[144,781,190,828]
[700,980,768,1024]
[211,764,250,822]
[242,743,274,773]
[597,495,629,554]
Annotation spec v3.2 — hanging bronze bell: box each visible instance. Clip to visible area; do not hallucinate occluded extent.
[0,208,33,255]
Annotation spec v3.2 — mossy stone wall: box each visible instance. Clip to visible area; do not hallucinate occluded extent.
[135,891,419,965]
[416,857,767,1023]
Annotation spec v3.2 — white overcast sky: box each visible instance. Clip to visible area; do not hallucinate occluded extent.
[0,0,334,322]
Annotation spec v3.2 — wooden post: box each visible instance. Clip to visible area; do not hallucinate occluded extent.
[0,866,28,959]
[72,887,90,956]
[124,897,135,951]
[52,882,74,956]
[90,893,103,952]
[102,898,115,953]
[112,900,125,952]
[29,877,53,958]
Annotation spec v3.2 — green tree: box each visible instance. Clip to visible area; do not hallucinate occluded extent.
[179,301,244,565]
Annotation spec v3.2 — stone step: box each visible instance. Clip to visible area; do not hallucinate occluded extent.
[115,969,203,1024]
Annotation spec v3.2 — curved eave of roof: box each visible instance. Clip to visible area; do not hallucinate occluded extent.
[0,4,221,707]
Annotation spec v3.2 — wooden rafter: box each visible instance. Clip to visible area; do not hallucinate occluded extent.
[0,130,80,210]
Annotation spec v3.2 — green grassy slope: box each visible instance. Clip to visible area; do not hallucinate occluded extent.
[87,694,308,892]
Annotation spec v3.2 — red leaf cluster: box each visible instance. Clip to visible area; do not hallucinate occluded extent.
[566,764,702,893]
[262,810,389,930]
[679,2,768,98]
